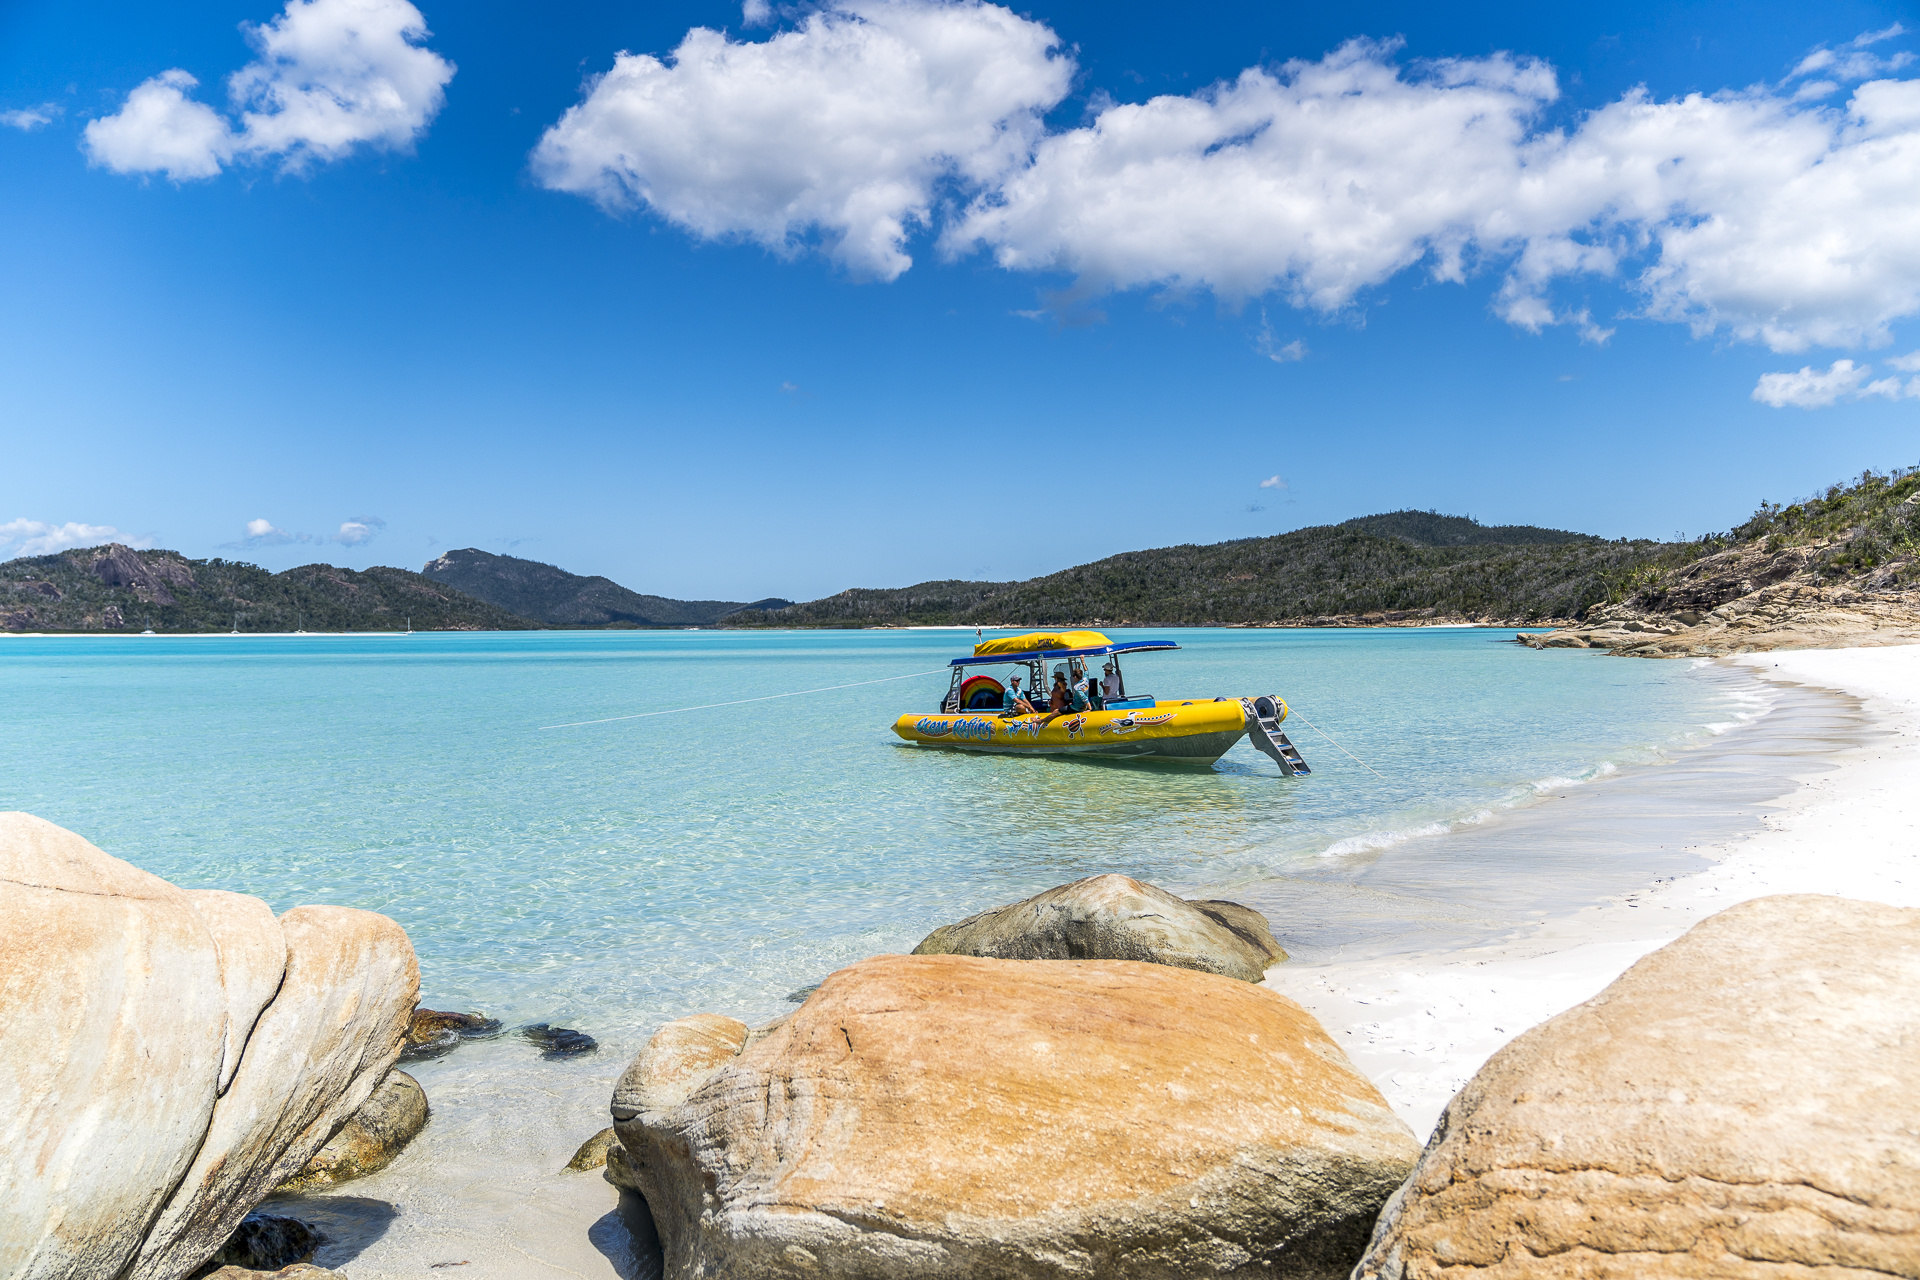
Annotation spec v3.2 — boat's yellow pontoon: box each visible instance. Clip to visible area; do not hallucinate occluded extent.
[891,630,1310,774]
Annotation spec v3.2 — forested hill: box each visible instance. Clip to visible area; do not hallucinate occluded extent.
[421,547,789,627]
[1339,511,1599,547]
[726,513,1665,629]
[0,544,535,632]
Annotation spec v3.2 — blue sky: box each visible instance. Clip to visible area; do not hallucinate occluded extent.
[3,0,1918,602]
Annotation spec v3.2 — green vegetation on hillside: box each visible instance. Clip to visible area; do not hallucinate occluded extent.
[731,515,1670,629]
[1338,511,1598,547]
[738,474,1920,632]
[1723,467,1920,582]
[0,544,536,632]
[419,547,789,627]
[1603,465,1920,616]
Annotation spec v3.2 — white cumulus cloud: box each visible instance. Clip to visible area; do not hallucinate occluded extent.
[235,518,313,547]
[957,37,1920,352]
[954,41,1562,309]
[1752,358,1920,407]
[83,0,454,181]
[531,0,1071,280]
[84,71,236,179]
[546,12,1920,358]
[1258,475,1288,490]
[0,520,148,558]
[334,515,386,545]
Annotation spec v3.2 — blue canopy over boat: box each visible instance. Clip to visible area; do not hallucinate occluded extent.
[948,638,1179,667]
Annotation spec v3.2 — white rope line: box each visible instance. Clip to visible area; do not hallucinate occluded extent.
[538,668,953,730]
[1286,707,1391,781]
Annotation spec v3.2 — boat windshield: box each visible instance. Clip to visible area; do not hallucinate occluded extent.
[939,650,1157,713]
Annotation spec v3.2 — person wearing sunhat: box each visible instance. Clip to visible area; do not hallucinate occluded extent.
[1034,669,1078,726]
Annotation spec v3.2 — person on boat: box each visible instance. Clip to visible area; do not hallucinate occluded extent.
[1077,669,1104,712]
[1102,662,1122,701]
[1035,671,1081,726]
[1000,674,1037,716]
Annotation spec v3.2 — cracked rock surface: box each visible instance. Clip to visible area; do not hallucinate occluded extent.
[0,811,418,1280]
[609,952,1417,1279]
[1354,894,1920,1279]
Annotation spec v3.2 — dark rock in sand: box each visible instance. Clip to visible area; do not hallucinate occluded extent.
[912,873,1287,982]
[201,1266,342,1280]
[198,1212,323,1273]
[523,1023,597,1058]
[280,1070,429,1192]
[566,1126,620,1172]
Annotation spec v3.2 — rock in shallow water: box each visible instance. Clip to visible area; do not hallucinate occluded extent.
[1355,894,1920,1279]
[912,873,1287,981]
[611,953,1417,1279]
[398,1008,501,1062]
[566,1125,619,1172]
[279,1070,429,1192]
[523,1023,597,1057]
[0,811,418,1280]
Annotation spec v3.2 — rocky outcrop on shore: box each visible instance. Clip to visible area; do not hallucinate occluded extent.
[609,953,1418,1278]
[279,1069,429,1192]
[0,812,419,1280]
[1355,894,1920,1278]
[1520,590,1920,656]
[911,874,1287,981]
[1518,529,1920,657]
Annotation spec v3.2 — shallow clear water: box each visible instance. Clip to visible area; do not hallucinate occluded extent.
[2,626,1774,1048]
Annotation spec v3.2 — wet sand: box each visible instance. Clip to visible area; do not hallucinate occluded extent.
[1265,645,1920,1140]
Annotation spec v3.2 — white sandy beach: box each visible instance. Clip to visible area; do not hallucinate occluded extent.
[1266,644,1920,1141]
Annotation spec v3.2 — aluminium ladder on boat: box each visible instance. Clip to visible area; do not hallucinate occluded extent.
[1243,695,1311,776]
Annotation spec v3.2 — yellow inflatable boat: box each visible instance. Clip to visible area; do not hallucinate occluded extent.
[891,630,1311,773]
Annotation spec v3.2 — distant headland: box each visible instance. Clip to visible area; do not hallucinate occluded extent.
[5,467,1916,647]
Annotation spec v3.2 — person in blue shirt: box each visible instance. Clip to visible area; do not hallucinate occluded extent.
[1075,669,1103,711]
[1000,673,1036,715]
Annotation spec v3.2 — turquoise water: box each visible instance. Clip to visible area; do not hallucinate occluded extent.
[0,626,1763,1048]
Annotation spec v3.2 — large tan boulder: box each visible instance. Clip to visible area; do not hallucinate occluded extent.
[0,813,230,1280]
[1355,894,1920,1279]
[0,813,419,1280]
[911,873,1287,981]
[610,953,1418,1278]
